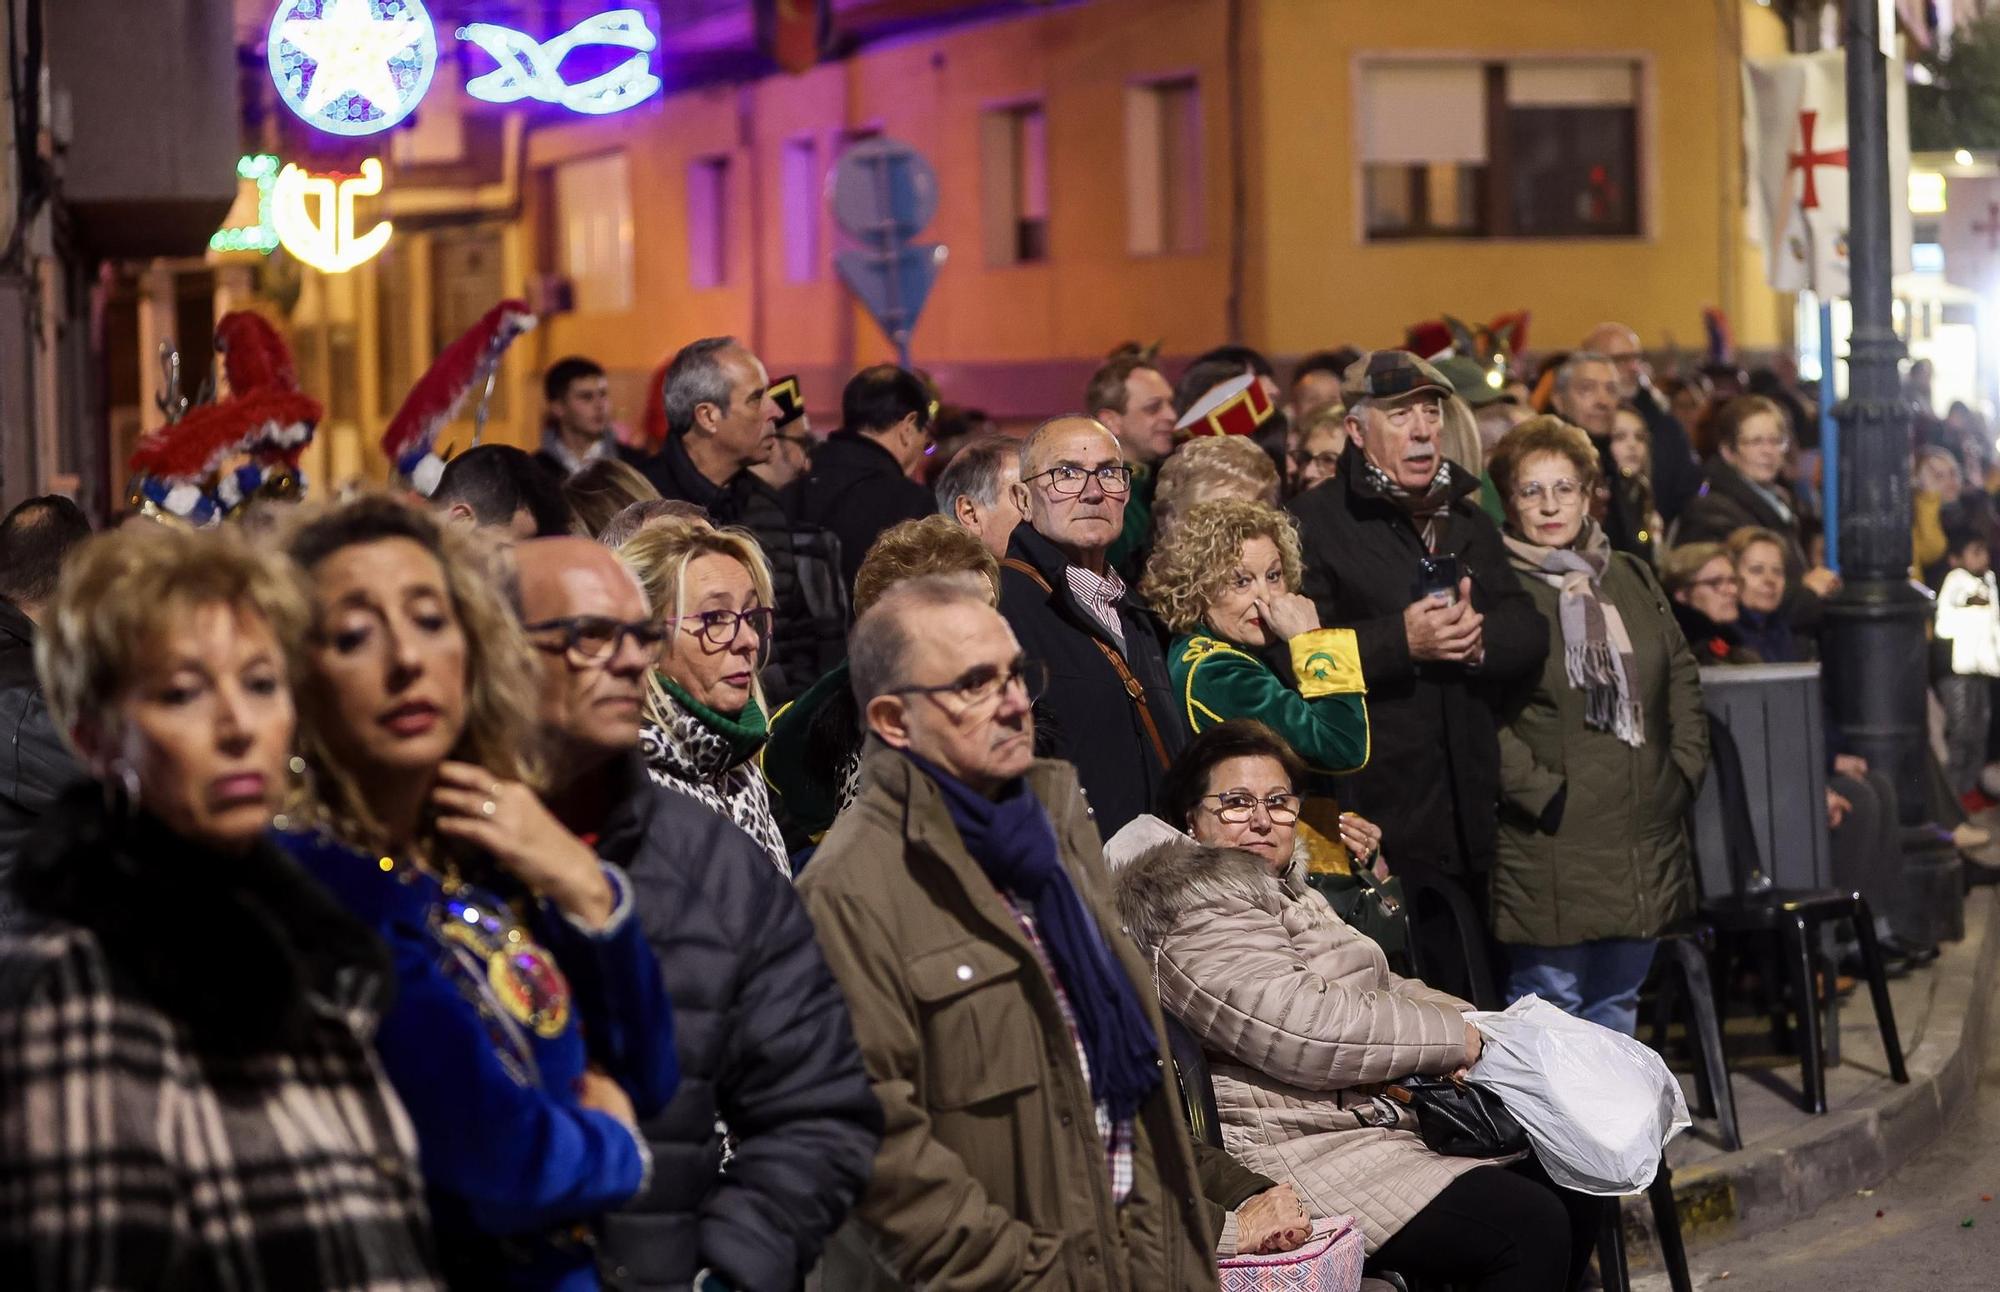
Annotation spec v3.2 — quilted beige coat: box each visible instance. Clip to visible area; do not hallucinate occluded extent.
[1116,841,1508,1253]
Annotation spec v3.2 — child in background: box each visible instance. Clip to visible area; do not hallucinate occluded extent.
[1934,528,2000,801]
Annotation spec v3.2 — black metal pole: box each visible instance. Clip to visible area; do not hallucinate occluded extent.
[1821,0,1962,943]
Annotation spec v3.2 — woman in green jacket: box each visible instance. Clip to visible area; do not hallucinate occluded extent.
[1489,417,1710,1036]
[1141,498,1377,872]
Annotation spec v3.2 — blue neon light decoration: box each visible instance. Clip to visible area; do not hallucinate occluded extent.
[459,10,662,115]
[267,0,438,137]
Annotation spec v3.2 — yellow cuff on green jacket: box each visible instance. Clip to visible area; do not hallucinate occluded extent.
[1291,628,1365,698]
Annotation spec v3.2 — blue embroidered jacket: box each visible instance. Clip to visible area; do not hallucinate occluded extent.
[280,830,679,1292]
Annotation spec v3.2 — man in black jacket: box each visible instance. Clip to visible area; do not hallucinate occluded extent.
[628,338,848,704]
[514,537,880,1292]
[1289,352,1548,1002]
[795,364,937,588]
[0,495,89,921]
[1581,322,1704,524]
[998,416,1187,836]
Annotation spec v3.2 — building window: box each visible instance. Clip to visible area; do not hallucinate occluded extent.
[1126,77,1202,256]
[552,152,635,311]
[688,155,731,290]
[980,103,1049,266]
[1360,58,1640,241]
[781,137,821,283]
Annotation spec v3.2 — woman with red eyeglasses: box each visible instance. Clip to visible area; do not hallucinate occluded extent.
[618,520,791,876]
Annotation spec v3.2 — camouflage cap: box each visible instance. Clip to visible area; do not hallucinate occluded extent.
[1341,349,1451,404]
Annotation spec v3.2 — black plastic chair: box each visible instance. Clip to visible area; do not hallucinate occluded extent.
[1648,920,1743,1151]
[1593,1160,1695,1292]
[1162,1012,1224,1149]
[1394,866,1501,1011]
[1700,713,1909,1113]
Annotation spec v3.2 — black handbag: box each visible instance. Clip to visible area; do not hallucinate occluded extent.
[1384,1073,1529,1158]
[1305,864,1408,956]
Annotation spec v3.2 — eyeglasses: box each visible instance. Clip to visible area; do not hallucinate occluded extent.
[1513,478,1584,506]
[1199,791,1302,825]
[524,616,667,666]
[774,432,813,452]
[1023,463,1134,497]
[663,606,775,649]
[1290,451,1341,474]
[1688,574,1742,591]
[890,658,1048,713]
[1735,434,1790,451]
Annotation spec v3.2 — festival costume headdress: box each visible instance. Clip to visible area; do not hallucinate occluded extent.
[126,312,322,526]
[1174,371,1277,439]
[381,299,537,495]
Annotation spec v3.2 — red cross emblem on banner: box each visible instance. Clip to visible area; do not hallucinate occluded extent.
[1976,202,2000,253]
[1786,109,1848,210]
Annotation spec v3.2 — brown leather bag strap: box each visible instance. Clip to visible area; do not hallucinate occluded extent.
[1003,558,1171,770]
[1001,556,1050,592]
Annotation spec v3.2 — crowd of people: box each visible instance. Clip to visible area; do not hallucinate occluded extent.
[0,320,1987,1292]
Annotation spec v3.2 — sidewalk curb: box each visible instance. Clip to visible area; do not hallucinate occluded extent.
[1618,886,2000,1265]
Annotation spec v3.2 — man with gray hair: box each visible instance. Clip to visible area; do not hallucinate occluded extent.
[626,337,848,703]
[935,432,1024,557]
[799,575,1236,1291]
[999,415,1186,835]
[1578,321,1702,521]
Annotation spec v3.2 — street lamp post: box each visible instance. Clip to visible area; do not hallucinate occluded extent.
[1821,0,1962,943]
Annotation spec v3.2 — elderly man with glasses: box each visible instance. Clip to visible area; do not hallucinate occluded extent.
[999,414,1190,835]
[799,574,1240,1292]
[1287,352,1548,1005]
[514,536,883,1292]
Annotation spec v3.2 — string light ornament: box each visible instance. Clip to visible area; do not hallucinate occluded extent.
[382,299,538,494]
[128,314,322,526]
[458,9,662,115]
[272,158,394,273]
[210,155,282,255]
[267,0,438,137]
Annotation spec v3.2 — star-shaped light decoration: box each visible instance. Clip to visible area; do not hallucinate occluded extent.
[266,0,438,137]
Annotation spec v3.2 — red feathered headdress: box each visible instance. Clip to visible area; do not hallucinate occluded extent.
[126,312,322,524]
[1402,311,1531,365]
[381,299,537,492]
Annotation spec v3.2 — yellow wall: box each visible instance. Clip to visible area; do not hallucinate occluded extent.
[402,0,1796,454]
[1250,0,1787,356]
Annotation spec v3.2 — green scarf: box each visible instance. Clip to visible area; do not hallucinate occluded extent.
[656,674,769,770]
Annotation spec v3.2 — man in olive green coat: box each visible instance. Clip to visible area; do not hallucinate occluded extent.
[800,575,1274,1291]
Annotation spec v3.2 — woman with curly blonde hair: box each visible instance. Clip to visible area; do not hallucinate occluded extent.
[617,519,790,873]
[1141,498,1376,871]
[278,494,680,1289]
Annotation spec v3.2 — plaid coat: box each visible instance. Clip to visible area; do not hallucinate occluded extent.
[0,787,441,1290]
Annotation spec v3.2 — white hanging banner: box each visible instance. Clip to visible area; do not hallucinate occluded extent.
[1744,48,1911,296]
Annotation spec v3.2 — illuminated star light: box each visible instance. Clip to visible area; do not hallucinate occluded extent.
[269,0,437,136]
[458,9,662,116]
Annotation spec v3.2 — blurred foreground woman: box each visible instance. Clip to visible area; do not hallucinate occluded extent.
[0,525,440,1289]
[281,496,677,1292]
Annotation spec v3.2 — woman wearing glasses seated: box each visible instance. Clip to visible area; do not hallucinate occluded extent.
[617,520,790,874]
[1119,719,1596,1291]
[1662,541,1760,664]
[1488,418,1708,1037]
[279,496,679,1291]
[1140,498,1377,873]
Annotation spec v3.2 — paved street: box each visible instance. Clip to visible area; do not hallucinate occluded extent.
[1638,982,2000,1290]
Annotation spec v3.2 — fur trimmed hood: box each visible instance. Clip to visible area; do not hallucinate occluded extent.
[1114,838,1298,955]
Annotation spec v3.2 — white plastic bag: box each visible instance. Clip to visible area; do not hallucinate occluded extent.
[1463,995,1691,1195]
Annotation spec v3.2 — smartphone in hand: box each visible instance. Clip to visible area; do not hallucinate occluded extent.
[1415,554,1462,604]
